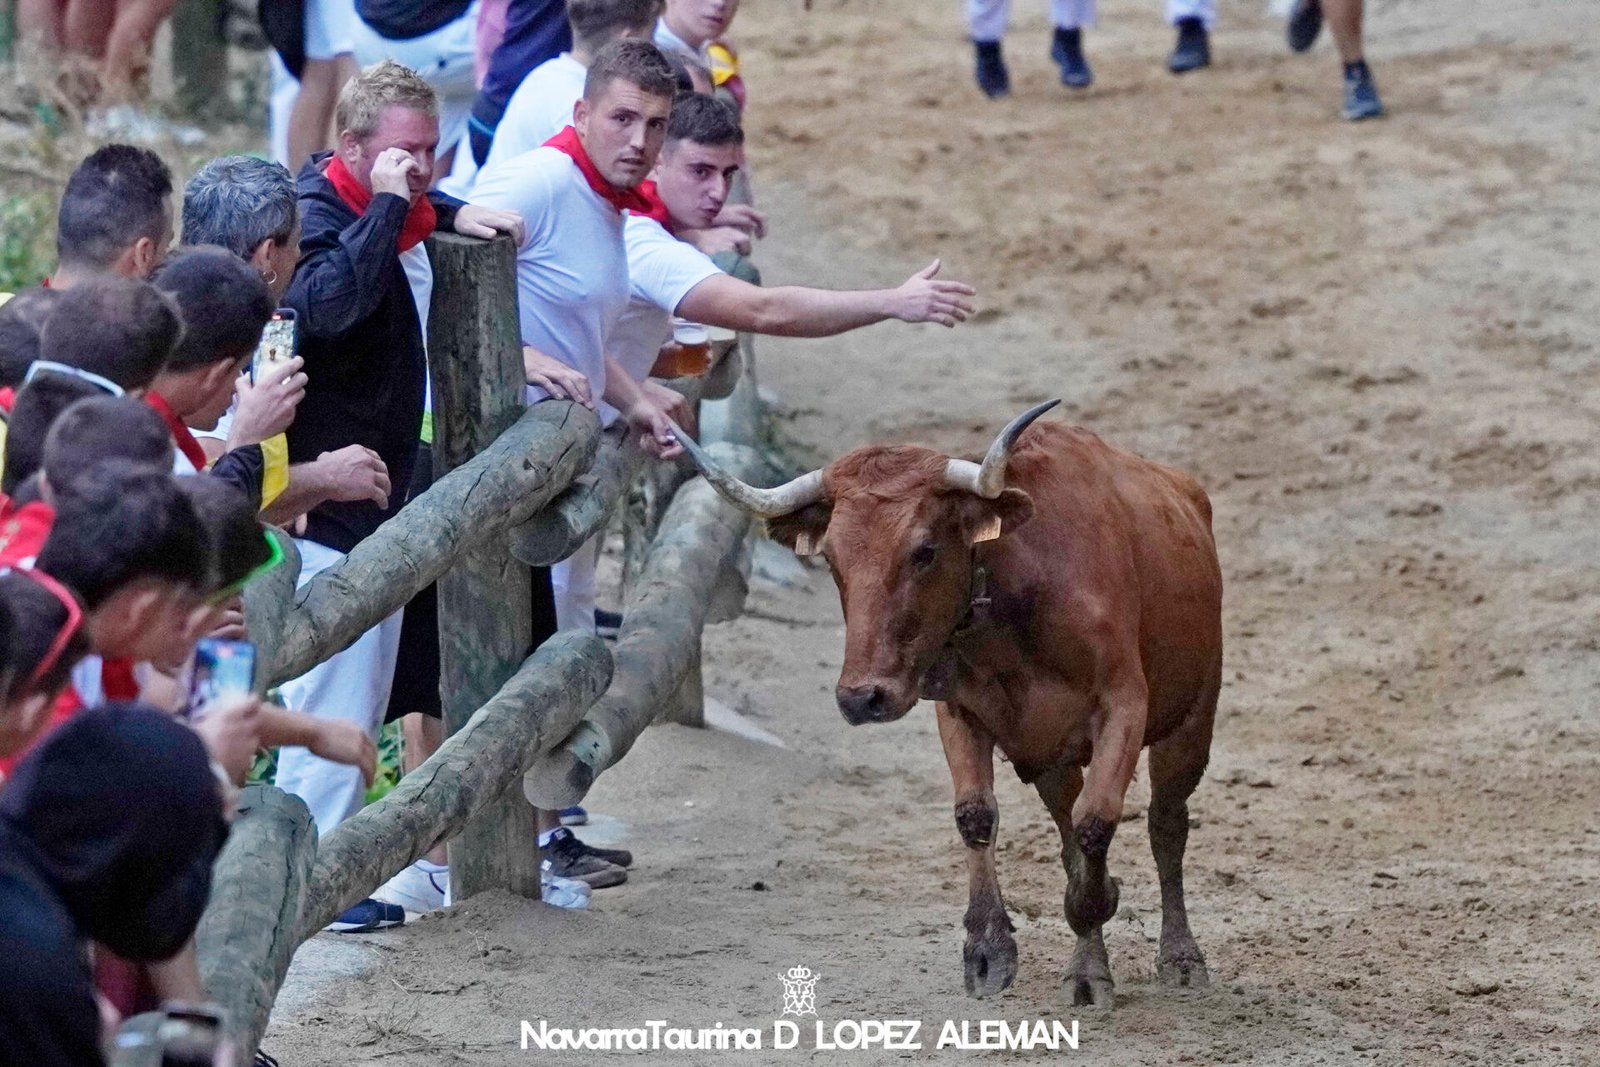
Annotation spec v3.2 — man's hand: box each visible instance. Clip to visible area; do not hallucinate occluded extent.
[307,720,378,787]
[227,355,306,449]
[192,695,264,784]
[456,204,526,244]
[641,379,695,439]
[627,396,684,459]
[370,147,422,200]
[684,226,752,257]
[207,594,248,642]
[890,260,977,327]
[316,445,391,507]
[714,203,767,238]
[524,346,595,408]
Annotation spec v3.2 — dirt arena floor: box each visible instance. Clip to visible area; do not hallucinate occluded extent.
[268,0,1600,1062]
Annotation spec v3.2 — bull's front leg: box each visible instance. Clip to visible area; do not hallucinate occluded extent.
[936,702,1016,998]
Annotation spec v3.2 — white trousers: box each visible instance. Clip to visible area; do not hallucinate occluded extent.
[273,539,404,835]
[550,535,600,634]
[966,0,1212,40]
[351,1,480,158]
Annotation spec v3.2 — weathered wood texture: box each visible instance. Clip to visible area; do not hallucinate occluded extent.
[296,631,613,940]
[193,786,316,1060]
[523,444,767,808]
[510,426,646,566]
[427,230,546,900]
[250,402,599,690]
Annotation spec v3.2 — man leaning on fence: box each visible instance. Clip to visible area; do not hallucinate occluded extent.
[275,58,523,934]
[470,37,688,901]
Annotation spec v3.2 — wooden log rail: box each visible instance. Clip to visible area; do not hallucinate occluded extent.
[523,442,768,808]
[243,400,600,689]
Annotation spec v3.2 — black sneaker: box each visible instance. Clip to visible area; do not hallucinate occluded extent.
[973,40,1011,98]
[544,827,628,888]
[1168,17,1211,74]
[1287,0,1322,52]
[594,608,622,640]
[1050,27,1093,88]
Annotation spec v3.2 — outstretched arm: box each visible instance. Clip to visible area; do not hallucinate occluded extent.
[676,259,976,337]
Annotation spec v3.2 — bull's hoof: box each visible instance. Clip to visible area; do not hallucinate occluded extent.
[1157,942,1211,990]
[1066,936,1115,1010]
[963,935,1018,998]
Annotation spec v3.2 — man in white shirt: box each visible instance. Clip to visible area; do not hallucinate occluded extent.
[652,0,734,64]
[484,0,661,176]
[467,39,683,892]
[612,94,977,393]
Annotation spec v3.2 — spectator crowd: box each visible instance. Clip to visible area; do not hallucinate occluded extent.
[0,1,984,1063]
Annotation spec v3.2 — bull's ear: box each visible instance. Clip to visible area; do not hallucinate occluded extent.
[766,502,833,557]
[961,488,1034,544]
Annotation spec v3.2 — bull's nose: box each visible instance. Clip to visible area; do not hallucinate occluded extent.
[836,684,893,724]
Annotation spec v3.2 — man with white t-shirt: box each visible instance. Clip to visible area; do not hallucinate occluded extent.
[484,0,661,177]
[653,0,734,64]
[613,94,977,395]
[470,39,684,893]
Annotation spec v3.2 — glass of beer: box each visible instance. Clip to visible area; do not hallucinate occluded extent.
[654,319,713,378]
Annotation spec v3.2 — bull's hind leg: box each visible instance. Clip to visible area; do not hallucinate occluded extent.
[936,703,1016,998]
[1146,676,1219,989]
[1032,763,1117,1008]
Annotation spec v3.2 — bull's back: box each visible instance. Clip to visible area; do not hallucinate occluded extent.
[1004,424,1222,741]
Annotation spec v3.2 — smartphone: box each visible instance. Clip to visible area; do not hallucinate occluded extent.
[250,308,297,383]
[156,1002,229,1067]
[187,638,256,720]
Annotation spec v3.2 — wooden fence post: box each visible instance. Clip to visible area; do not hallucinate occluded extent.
[425,232,542,901]
[0,0,15,64]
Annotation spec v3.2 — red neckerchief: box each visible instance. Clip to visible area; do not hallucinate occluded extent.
[0,497,55,566]
[0,386,14,414]
[633,180,675,234]
[144,390,209,471]
[100,658,140,701]
[325,154,437,253]
[543,126,655,215]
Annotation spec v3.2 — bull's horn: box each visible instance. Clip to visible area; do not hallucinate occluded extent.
[943,399,1062,498]
[670,420,826,518]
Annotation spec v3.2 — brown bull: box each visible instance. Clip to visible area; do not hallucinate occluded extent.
[677,401,1222,1009]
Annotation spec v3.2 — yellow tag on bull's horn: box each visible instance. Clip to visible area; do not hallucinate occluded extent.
[793,530,823,557]
[970,515,1003,544]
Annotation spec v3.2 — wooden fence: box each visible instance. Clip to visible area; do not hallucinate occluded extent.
[144,233,775,1061]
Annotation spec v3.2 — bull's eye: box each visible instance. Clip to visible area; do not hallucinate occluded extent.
[910,542,939,570]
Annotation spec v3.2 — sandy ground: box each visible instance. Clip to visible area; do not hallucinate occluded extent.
[267,0,1600,1062]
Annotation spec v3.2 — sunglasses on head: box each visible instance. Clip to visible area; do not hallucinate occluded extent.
[0,566,85,694]
[22,360,125,397]
[206,530,285,606]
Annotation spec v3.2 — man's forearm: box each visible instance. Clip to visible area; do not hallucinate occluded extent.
[258,704,324,749]
[751,286,899,337]
[259,461,330,525]
[602,355,647,411]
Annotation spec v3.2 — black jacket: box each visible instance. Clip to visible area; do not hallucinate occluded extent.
[284,155,462,552]
[0,705,227,1067]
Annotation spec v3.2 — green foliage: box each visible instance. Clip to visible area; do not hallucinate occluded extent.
[0,193,54,294]
[243,720,404,808]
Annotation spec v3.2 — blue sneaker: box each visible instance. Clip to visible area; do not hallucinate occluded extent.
[1050,27,1093,88]
[559,805,589,826]
[1168,17,1211,74]
[973,40,1010,99]
[327,898,406,933]
[1342,61,1384,121]
[1287,0,1322,52]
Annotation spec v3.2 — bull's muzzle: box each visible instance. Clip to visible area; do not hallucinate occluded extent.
[835,683,912,725]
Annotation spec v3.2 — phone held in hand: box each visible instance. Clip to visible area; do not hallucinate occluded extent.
[187,638,256,720]
[250,308,297,383]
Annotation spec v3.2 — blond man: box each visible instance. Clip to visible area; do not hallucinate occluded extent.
[275,59,521,933]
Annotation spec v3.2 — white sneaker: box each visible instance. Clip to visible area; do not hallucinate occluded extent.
[373,860,449,915]
[540,860,591,910]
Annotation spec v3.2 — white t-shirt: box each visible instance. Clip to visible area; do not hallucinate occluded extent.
[400,243,435,426]
[654,17,709,63]
[469,145,630,425]
[484,53,587,176]
[610,215,722,386]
